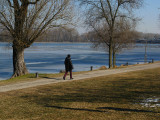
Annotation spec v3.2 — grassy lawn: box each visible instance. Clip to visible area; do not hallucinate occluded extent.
[0,68,160,120]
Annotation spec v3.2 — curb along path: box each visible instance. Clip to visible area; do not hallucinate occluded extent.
[0,63,160,93]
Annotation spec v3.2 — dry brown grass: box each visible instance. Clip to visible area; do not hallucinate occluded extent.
[0,68,160,120]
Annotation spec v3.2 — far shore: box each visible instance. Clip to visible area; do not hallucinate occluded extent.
[1,41,160,44]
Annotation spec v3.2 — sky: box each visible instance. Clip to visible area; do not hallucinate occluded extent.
[134,0,160,34]
[77,0,160,34]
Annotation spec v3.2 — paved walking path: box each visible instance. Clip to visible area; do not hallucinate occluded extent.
[0,62,160,93]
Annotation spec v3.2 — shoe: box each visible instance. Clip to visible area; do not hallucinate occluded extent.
[63,77,65,80]
[70,78,74,80]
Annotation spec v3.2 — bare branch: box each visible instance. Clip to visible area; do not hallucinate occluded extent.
[6,0,14,8]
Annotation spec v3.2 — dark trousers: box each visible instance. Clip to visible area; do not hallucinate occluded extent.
[63,70,72,79]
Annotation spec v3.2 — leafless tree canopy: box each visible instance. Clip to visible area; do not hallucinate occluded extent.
[79,0,143,68]
[87,18,137,51]
[0,0,73,48]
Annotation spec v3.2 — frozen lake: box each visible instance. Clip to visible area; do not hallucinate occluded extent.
[0,42,160,80]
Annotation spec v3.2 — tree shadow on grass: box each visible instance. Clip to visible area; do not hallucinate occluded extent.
[20,85,159,108]
[21,90,159,114]
[20,75,160,114]
[45,105,107,113]
[97,107,159,113]
[44,105,159,113]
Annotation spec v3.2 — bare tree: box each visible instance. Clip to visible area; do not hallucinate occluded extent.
[89,18,137,67]
[80,0,143,68]
[112,17,138,67]
[0,0,73,78]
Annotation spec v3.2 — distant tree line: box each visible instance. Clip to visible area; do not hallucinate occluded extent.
[0,27,90,42]
[136,32,160,43]
[82,31,160,44]
[0,29,160,43]
[37,27,89,42]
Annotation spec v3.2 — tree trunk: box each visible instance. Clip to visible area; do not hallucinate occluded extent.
[109,39,113,68]
[12,45,28,78]
[109,45,112,68]
[113,51,116,68]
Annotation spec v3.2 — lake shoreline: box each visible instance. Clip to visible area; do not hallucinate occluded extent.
[1,43,160,80]
[0,61,160,91]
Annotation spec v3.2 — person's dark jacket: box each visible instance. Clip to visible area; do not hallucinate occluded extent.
[64,57,73,71]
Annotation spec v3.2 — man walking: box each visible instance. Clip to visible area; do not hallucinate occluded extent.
[63,54,73,80]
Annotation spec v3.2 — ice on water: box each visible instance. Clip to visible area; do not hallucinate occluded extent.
[1,43,160,80]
